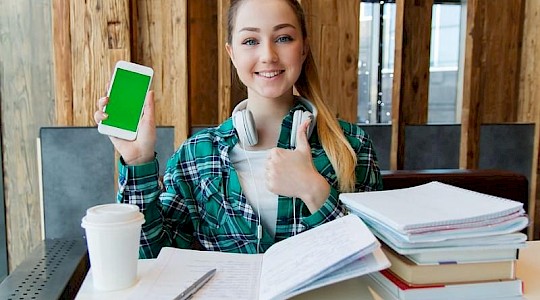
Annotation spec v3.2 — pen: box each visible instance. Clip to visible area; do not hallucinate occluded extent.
[174,268,217,300]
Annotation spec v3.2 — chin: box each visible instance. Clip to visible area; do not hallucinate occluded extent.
[254,86,293,99]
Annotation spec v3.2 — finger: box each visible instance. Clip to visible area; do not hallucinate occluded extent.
[295,118,312,152]
[97,96,108,110]
[93,110,108,124]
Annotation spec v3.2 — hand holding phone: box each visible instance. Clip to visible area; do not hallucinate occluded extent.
[98,61,154,141]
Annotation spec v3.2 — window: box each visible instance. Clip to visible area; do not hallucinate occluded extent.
[358,0,464,124]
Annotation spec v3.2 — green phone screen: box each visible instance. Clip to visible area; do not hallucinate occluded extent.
[102,68,151,132]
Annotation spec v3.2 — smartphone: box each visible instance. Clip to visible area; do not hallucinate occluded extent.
[98,60,154,141]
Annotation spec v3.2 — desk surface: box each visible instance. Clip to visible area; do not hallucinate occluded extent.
[76,241,540,300]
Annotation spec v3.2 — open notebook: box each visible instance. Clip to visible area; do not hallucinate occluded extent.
[127,214,390,300]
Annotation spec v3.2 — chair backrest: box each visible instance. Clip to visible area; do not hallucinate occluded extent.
[39,127,116,240]
[39,126,176,240]
[359,124,391,170]
[479,123,535,184]
[404,124,461,170]
[155,126,175,175]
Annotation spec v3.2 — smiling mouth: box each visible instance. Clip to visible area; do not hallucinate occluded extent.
[256,70,284,78]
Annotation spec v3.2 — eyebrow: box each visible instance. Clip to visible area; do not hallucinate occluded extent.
[238,23,297,33]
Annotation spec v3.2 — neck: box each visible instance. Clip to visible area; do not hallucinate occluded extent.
[245,93,295,120]
[242,92,295,150]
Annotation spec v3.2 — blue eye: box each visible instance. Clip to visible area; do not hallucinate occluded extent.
[276,36,293,43]
[242,38,258,46]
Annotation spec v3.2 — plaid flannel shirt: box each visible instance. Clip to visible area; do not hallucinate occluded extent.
[117,101,383,258]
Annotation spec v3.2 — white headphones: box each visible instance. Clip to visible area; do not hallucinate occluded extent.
[231,97,318,148]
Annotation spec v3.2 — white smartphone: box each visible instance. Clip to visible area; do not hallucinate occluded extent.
[98,60,154,141]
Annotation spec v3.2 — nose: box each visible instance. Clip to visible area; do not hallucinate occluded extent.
[260,42,278,63]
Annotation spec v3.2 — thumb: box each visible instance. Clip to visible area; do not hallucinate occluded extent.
[142,90,155,124]
[295,118,312,152]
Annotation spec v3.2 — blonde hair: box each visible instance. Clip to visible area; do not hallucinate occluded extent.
[228,0,357,192]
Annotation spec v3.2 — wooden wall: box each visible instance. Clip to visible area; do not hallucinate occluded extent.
[1,0,539,270]
[519,0,540,239]
[390,0,433,169]
[301,0,360,122]
[0,0,55,271]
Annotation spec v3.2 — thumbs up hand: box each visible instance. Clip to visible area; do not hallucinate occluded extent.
[266,119,330,213]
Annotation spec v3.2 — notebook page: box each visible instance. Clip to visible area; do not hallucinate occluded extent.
[258,214,377,300]
[340,181,523,231]
[128,248,262,300]
[284,247,390,299]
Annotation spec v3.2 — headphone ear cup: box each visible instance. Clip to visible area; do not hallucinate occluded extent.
[290,110,313,148]
[303,111,315,139]
[233,110,258,146]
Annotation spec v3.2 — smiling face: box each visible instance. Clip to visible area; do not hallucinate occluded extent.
[226,0,308,101]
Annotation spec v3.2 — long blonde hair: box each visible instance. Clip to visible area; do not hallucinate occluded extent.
[228,0,357,192]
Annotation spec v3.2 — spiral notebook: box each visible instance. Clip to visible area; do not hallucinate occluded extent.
[340,181,526,234]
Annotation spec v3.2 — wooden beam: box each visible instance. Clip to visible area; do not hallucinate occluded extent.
[51,0,73,126]
[519,0,540,239]
[460,0,483,170]
[460,0,525,169]
[189,0,218,126]
[390,0,433,170]
[132,0,189,147]
[301,0,360,123]
[70,0,131,126]
[0,0,55,271]
[218,0,232,123]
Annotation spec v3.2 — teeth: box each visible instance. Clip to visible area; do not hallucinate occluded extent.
[259,71,281,78]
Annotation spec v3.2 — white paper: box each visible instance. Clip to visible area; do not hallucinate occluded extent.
[128,249,262,300]
[284,247,390,299]
[127,215,384,300]
[259,214,378,299]
[340,181,524,231]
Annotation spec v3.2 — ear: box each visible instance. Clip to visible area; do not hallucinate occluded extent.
[225,43,237,68]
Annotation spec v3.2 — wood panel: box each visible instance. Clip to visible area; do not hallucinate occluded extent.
[519,0,540,239]
[131,0,189,147]
[301,0,360,123]
[0,0,55,270]
[460,0,484,170]
[218,0,232,122]
[460,0,525,169]
[70,0,131,126]
[390,0,433,170]
[480,2,524,123]
[188,1,219,126]
[51,0,73,126]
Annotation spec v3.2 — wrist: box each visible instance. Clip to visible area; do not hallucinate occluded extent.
[123,152,155,166]
[300,173,330,213]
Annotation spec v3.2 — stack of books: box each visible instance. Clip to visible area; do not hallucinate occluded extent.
[340,181,529,300]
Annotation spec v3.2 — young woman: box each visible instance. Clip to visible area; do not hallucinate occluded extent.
[94,0,382,259]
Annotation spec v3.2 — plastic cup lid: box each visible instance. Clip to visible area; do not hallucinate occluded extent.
[81,203,144,227]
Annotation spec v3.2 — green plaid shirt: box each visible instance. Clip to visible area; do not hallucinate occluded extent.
[118,102,382,258]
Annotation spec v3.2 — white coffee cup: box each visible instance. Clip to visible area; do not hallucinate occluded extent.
[81,203,145,291]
